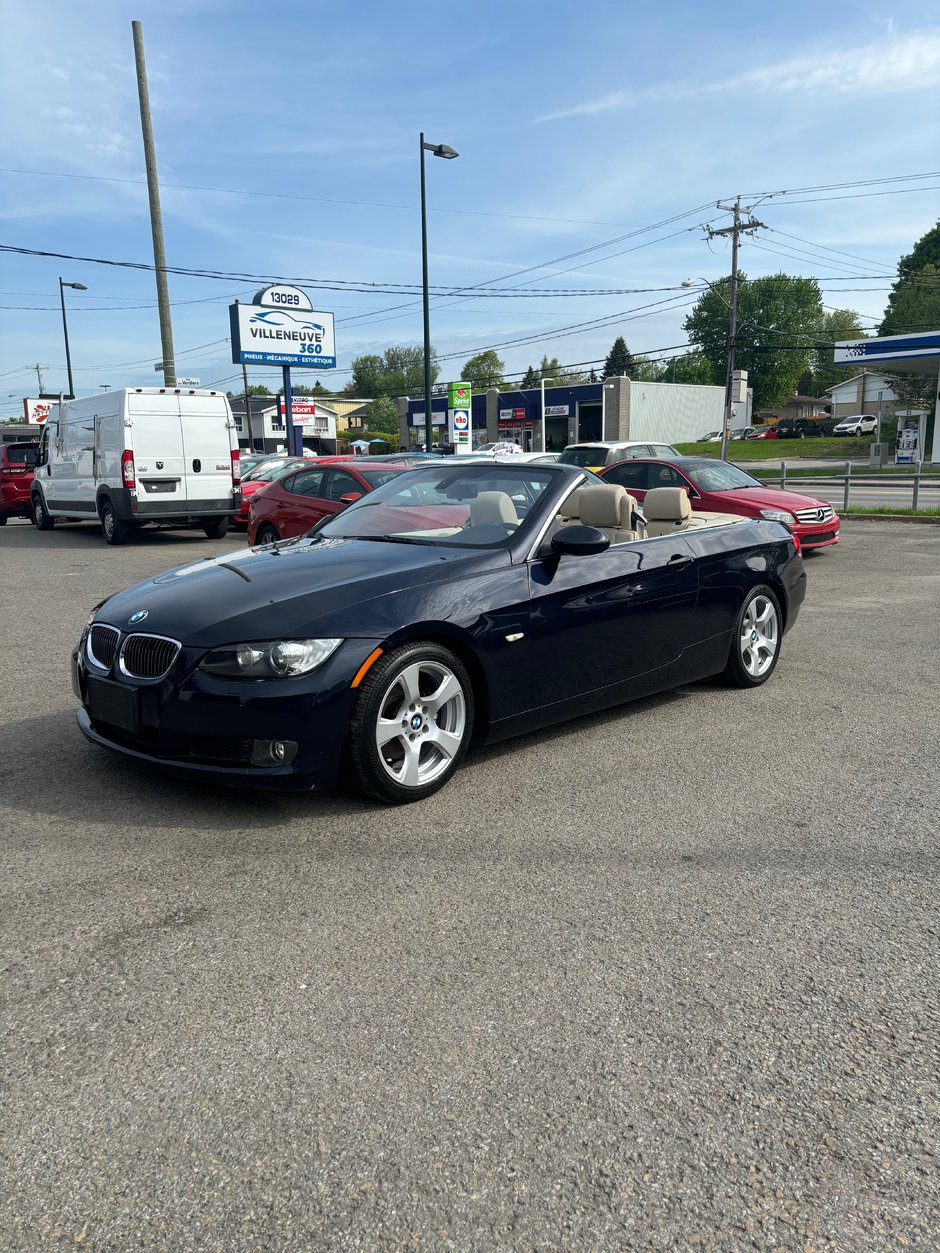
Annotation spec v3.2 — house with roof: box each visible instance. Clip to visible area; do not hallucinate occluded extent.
[824,371,900,420]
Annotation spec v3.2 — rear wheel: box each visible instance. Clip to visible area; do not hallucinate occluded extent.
[255,523,279,545]
[32,495,54,530]
[347,642,474,804]
[0,514,7,526]
[202,517,229,539]
[100,498,128,546]
[722,585,782,688]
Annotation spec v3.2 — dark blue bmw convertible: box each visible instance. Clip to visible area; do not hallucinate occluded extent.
[72,463,806,803]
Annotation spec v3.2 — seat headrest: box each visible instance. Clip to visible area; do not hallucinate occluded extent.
[643,486,692,521]
[470,490,517,526]
[579,484,629,528]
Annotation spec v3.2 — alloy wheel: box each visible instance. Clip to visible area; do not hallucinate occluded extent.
[374,660,467,789]
[740,594,779,678]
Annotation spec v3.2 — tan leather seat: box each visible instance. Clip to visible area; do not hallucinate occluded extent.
[643,486,692,536]
[557,488,583,523]
[576,484,637,544]
[469,490,518,527]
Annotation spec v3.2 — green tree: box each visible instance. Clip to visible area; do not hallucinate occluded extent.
[276,383,318,396]
[603,336,636,378]
[227,385,272,399]
[666,351,714,385]
[539,355,590,387]
[365,395,401,435]
[811,308,869,396]
[878,222,940,430]
[349,345,439,398]
[460,350,504,392]
[684,272,824,408]
[520,365,539,389]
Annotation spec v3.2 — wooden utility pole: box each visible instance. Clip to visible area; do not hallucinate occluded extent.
[132,21,176,387]
[706,198,764,460]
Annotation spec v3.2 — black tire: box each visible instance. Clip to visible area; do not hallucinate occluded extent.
[347,641,474,804]
[100,498,128,546]
[0,514,7,526]
[203,517,229,539]
[255,523,280,545]
[722,584,783,688]
[32,494,54,530]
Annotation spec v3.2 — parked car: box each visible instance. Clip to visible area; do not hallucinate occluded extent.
[233,457,306,529]
[730,427,754,440]
[599,455,840,551]
[248,462,406,545]
[0,440,39,524]
[558,440,680,469]
[72,463,805,804]
[746,427,777,439]
[773,418,835,439]
[473,442,524,456]
[30,388,239,544]
[833,414,878,437]
[698,431,721,442]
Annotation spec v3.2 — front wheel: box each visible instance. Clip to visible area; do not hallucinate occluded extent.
[100,499,128,546]
[202,517,229,539]
[32,495,54,531]
[347,642,474,803]
[722,585,782,688]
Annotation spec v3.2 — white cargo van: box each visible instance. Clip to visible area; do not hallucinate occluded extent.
[29,388,241,544]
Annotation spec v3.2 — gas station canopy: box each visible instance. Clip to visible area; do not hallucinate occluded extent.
[834,330,940,376]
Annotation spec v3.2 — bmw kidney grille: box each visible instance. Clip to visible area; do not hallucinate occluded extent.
[119,633,181,680]
[87,624,121,670]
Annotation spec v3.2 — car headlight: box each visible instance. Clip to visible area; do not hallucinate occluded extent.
[199,638,343,678]
[760,508,796,525]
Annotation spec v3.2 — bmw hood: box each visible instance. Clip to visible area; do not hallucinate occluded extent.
[93,537,506,647]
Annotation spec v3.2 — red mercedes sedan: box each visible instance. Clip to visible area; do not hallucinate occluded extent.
[600,455,840,550]
[247,462,406,544]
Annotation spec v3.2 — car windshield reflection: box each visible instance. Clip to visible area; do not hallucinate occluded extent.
[318,465,560,548]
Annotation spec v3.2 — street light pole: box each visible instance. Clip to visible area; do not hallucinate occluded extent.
[419,133,458,453]
[58,278,87,398]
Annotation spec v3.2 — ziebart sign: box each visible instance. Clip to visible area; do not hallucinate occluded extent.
[230,285,336,369]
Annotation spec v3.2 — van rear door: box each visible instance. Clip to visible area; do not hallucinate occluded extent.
[126,392,187,507]
[179,394,235,509]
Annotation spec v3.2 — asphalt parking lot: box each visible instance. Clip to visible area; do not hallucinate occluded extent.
[2,518,938,1249]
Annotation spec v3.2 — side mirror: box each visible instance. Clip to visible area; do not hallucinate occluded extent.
[551,525,610,557]
[23,450,39,468]
[339,492,363,504]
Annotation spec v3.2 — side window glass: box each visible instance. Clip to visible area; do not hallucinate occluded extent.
[324,470,360,501]
[650,464,682,488]
[603,462,650,491]
[288,469,325,498]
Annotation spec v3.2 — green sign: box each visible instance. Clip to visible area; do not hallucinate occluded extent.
[448,381,471,408]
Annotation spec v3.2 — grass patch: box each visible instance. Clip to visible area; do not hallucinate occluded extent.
[843,505,940,517]
[674,439,872,460]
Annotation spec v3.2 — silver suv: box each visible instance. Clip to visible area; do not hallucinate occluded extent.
[558,440,680,468]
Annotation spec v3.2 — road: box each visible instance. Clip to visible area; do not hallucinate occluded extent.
[2,519,938,1249]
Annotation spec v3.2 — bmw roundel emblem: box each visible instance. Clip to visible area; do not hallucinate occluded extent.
[128,610,149,625]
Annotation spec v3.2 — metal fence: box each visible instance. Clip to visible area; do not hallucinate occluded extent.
[759,461,939,512]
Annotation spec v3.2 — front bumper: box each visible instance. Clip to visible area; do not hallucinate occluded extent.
[793,518,840,550]
[72,633,383,790]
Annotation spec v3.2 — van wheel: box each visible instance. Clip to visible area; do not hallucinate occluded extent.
[203,517,229,539]
[32,496,54,530]
[100,499,128,546]
[0,514,7,526]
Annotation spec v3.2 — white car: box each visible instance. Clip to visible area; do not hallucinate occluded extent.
[473,441,524,456]
[833,415,877,437]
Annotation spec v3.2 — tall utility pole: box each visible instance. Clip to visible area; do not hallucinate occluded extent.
[132,20,176,387]
[31,364,46,393]
[706,198,764,460]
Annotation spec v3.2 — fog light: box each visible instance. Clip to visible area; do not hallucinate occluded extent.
[250,738,298,767]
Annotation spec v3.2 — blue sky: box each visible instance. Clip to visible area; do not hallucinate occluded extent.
[1,0,939,411]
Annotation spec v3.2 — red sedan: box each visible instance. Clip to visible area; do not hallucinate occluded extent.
[600,455,840,550]
[247,462,406,544]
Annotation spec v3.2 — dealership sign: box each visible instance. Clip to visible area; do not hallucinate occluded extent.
[544,404,569,416]
[23,398,55,424]
[230,285,336,369]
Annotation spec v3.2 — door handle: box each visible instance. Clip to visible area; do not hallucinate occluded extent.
[667,553,693,569]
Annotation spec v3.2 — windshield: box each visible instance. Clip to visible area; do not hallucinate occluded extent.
[357,469,405,489]
[686,460,762,491]
[246,459,303,483]
[319,465,560,547]
[558,447,609,467]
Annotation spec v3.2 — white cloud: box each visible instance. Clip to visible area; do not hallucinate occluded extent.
[534,30,940,122]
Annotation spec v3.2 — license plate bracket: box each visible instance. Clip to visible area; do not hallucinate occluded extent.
[86,676,141,733]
